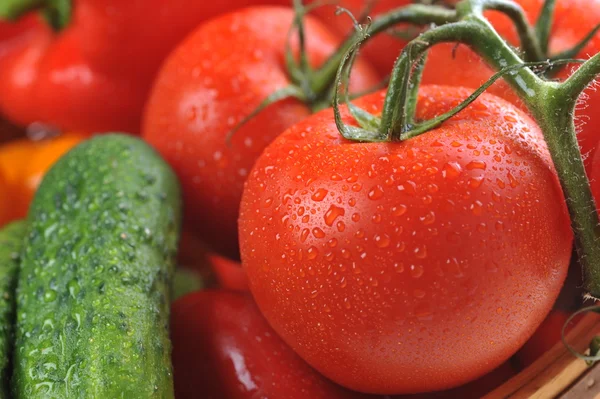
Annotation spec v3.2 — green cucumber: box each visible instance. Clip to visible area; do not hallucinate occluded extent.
[13,134,181,398]
[0,221,26,398]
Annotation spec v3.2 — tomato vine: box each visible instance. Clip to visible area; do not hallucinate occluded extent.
[333,0,600,300]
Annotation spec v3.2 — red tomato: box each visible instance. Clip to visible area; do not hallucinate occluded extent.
[171,291,375,399]
[209,254,250,292]
[143,6,378,257]
[0,0,290,133]
[238,86,572,394]
[177,231,249,291]
[0,132,88,218]
[514,310,581,369]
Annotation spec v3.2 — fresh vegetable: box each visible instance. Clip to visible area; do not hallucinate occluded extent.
[589,143,600,204]
[0,132,88,218]
[0,221,26,397]
[13,134,181,398]
[0,171,14,227]
[238,86,572,394]
[208,255,249,293]
[320,0,600,165]
[171,291,373,399]
[143,6,379,257]
[0,0,289,133]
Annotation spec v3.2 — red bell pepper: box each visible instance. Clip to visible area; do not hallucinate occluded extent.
[0,0,288,134]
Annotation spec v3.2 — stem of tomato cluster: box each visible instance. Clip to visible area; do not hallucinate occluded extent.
[0,0,71,30]
[548,53,600,298]
[534,84,600,299]
[311,4,457,95]
[0,0,43,21]
[457,0,545,62]
[378,16,545,135]
[375,2,600,297]
[535,0,556,55]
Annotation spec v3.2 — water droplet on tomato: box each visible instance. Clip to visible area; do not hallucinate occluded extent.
[307,246,319,260]
[312,227,325,238]
[397,181,417,196]
[351,213,361,222]
[368,185,384,200]
[263,197,273,208]
[420,211,435,225]
[507,172,518,188]
[344,298,351,308]
[470,201,484,216]
[468,176,485,188]
[311,188,328,201]
[495,221,504,231]
[414,245,427,259]
[394,262,405,273]
[410,264,424,278]
[466,160,487,170]
[300,228,310,243]
[392,205,407,216]
[374,234,391,248]
[442,162,462,180]
[427,183,439,193]
[324,205,345,226]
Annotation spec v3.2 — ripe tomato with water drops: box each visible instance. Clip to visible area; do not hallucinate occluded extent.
[239,86,572,394]
[143,6,378,257]
[170,291,376,399]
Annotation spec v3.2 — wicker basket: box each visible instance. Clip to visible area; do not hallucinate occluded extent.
[486,313,600,398]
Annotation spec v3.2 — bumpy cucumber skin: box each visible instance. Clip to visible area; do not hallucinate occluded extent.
[0,221,26,398]
[13,134,181,398]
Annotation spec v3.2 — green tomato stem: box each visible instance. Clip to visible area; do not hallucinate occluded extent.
[535,0,556,55]
[0,0,43,21]
[534,82,600,299]
[361,0,600,298]
[311,4,457,95]
[469,0,545,62]
[0,0,71,31]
